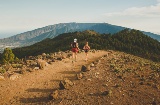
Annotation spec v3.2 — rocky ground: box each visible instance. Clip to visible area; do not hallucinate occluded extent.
[0,50,160,105]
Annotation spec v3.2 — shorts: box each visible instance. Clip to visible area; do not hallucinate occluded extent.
[72,48,78,53]
[84,49,89,53]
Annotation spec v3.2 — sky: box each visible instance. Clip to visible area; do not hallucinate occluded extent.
[0,0,160,38]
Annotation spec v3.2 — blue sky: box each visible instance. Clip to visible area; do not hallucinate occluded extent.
[0,0,160,38]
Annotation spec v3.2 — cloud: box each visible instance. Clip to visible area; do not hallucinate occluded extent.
[104,1,160,18]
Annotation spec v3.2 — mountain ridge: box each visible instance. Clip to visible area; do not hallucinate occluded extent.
[0,23,159,49]
[12,29,160,62]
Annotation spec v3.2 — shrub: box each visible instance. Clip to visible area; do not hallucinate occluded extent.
[1,48,18,64]
[0,67,6,74]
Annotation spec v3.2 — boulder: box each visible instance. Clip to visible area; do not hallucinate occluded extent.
[59,78,74,89]
[49,90,59,100]
[37,59,48,69]
[42,53,46,57]
[81,65,91,72]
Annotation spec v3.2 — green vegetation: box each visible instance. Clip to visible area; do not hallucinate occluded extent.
[12,29,160,62]
[0,67,6,74]
[0,48,19,64]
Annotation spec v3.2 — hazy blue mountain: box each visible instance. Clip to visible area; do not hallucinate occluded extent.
[142,31,160,41]
[0,22,159,50]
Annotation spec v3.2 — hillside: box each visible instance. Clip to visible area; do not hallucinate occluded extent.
[12,29,160,62]
[0,50,159,105]
[0,23,160,50]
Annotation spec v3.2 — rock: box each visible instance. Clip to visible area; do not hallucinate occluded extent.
[30,61,37,66]
[90,63,95,67]
[57,57,63,61]
[102,90,112,96]
[59,78,74,89]
[19,69,26,74]
[89,93,94,95]
[87,79,91,81]
[92,50,96,53]
[37,55,42,59]
[77,73,83,80]
[103,54,108,57]
[49,61,54,65]
[103,84,108,87]
[27,68,35,72]
[156,85,160,90]
[81,65,87,72]
[110,102,114,104]
[9,73,20,80]
[49,90,59,100]
[37,59,47,69]
[95,72,100,75]
[101,57,104,60]
[86,65,91,71]
[42,53,46,57]
[62,56,66,59]
[0,76,5,81]
[81,65,90,72]
[34,67,40,70]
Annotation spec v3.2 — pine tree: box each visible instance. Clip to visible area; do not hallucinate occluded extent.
[2,48,15,64]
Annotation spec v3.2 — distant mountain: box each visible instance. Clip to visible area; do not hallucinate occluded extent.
[142,31,160,41]
[0,23,160,50]
[12,29,160,62]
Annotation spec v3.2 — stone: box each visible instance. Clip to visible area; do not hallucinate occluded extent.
[102,90,112,96]
[19,69,26,74]
[37,59,47,69]
[34,67,39,70]
[87,79,91,81]
[30,61,37,66]
[90,63,95,67]
[77,73,83,80]
[57,57,63,61]
[59,78,73,89]
[0,76,5,81]
[9,73,20,80]
[81,65,90,72]
[49,90,59,100]
[81,65,87,72]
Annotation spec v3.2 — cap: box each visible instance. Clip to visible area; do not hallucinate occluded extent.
[74,38,77,42]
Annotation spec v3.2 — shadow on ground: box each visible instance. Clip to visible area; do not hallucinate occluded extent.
[19,96,50,104]
[26,88,54,93]
[19,88,58,104]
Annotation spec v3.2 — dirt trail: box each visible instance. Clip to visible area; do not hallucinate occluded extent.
[0,50,108,105]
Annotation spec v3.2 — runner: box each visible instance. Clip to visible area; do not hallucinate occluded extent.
[71,38,79,62]
[83,41,90,61]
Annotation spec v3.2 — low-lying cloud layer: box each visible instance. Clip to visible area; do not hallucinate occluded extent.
[104,0,160,18]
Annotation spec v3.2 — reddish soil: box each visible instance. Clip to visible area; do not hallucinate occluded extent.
[0,50,160,105]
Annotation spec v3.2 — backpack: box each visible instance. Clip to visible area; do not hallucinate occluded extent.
[72,42,77,48]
